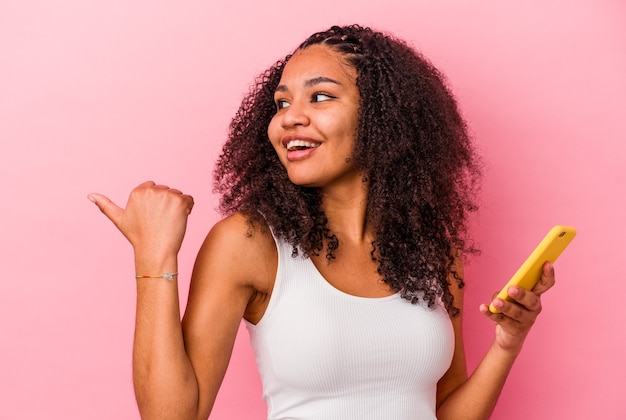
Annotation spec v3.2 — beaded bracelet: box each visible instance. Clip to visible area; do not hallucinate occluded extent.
[134,272,178,281]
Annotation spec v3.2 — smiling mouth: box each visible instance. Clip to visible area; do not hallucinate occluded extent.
[286,139,321,151]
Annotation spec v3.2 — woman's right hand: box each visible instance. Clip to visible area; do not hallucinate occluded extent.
[88,181,195,260]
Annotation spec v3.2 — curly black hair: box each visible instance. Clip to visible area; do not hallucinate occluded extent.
[214,24,481,316]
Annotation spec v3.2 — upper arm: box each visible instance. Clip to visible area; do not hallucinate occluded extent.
[436,257,468,408]
[181,213,276,418]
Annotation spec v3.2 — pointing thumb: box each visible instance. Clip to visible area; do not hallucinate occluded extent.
[87,193,124,228]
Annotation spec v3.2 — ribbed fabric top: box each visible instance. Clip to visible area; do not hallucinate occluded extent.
[245,236,455,420]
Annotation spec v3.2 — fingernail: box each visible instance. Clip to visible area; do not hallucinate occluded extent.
[87,194,96,203]
[508,286,519,297]
[493,299,504,309]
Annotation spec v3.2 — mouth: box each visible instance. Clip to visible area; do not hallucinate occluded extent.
[283,137,321,152]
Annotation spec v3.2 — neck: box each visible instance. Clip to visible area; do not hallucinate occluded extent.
[319,177,373,244]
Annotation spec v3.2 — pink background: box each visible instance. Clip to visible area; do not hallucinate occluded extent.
[1,1,624,418]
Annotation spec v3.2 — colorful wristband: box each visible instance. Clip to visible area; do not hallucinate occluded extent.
[134,272,178,281]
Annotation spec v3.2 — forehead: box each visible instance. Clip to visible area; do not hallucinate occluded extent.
[280,44,357,85]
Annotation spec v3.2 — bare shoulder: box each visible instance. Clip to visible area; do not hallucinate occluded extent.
[182,211,277,336]
[208,212,275,253]
[192,212,277,296]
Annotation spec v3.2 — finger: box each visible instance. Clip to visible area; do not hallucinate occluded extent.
[480,303,509,325]
[487,297,523,319]
[533,262,556,295]
[182,194,195,214]
[488,293,539,325]
[507,286,541,312]
[480,303,500,321]
[481,301,533,331]
[87,193,124,228]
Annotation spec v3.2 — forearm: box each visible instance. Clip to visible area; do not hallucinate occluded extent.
[132,255,200,419]
[87,184,202,417]
[437,341,520,420]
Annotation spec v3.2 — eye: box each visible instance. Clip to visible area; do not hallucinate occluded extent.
[312,93,335,103]
[275,99,290,111]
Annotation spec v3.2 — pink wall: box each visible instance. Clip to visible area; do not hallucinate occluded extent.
[1,1,624,418]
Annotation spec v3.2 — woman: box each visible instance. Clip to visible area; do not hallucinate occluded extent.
[88,25,554,419]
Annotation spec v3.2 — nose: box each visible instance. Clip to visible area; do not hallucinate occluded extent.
[280,101,310,129]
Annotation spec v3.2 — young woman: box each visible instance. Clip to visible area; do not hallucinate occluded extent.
[88,25,555,420]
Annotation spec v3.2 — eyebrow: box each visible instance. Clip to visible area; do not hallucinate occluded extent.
[275,76,341,93]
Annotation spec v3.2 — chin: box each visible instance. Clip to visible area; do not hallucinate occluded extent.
[286,172,321,188]
[288,178,320,188]
[287,170,319,187]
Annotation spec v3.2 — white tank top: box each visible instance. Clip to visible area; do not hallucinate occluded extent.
[245,236,455,420]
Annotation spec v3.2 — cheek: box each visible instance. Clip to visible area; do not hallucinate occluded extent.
[267,117,281,151]
[330,113,358,150]
[321,104,358,142]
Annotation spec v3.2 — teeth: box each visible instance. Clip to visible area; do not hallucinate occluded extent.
[286,140,320,151]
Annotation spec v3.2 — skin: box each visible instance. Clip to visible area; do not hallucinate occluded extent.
[88,45,555,420]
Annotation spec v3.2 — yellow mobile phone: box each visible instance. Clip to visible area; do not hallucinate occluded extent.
[489,225,576,314]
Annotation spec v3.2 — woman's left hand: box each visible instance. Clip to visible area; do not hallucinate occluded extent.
[479,261,556,354]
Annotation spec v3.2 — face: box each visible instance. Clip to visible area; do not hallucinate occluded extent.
[268,44,361,189]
